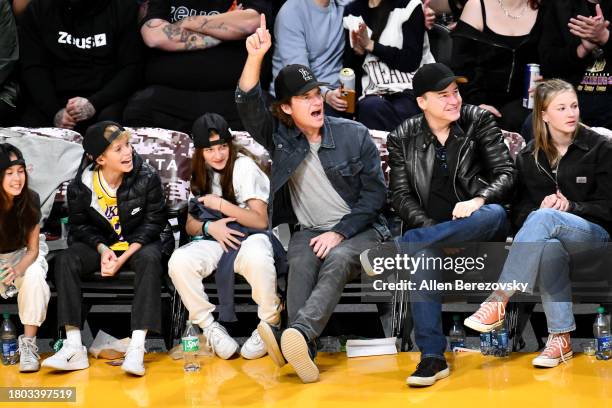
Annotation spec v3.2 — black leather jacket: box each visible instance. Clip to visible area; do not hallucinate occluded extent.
[67,151,167,250]
[388,104,516,229]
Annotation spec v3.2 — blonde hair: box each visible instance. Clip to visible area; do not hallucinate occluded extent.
[532,79,579,166]
[93,125,132,168]
[103,125,131,146]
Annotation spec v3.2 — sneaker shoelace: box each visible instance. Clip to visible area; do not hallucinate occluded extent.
[205,323,227,354]
[19,338,39,363]
[541,334,570,363]
[472,300,506,324]
[250,330,263,346]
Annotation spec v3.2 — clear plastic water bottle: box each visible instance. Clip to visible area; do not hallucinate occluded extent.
[182,321,201,372]
[1,313,18,365]
[449,315,466,351]
[493,327,510,357]
[594,307,612,359]
[480,332,492,356]
[60,217,69,241]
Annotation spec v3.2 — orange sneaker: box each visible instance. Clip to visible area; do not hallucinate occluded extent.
[464,296,507,333]
[532,333,573,368]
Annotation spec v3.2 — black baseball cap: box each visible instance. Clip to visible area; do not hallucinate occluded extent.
[0,143,25,172]
[192,113,233,148]
[413,63,467,97]
[83,121,126,161]
[274,64,329,101]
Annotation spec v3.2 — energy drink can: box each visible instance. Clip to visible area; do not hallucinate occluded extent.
[522,63,540,109]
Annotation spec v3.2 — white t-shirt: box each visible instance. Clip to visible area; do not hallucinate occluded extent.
[210,154,269,208]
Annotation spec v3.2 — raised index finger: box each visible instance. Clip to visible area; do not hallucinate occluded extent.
[260,13,266,31]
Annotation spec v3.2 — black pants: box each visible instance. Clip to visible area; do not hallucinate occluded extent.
[122,85,245,133]
[54,241,163,333]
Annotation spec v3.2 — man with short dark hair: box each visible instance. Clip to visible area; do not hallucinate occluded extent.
[360,62,516,387]
[236,15,389,384]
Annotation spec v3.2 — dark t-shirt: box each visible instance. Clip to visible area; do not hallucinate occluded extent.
[576,2,612,95]
[426,137,459,222]
[142,0,271,91]
[0,190,41,254]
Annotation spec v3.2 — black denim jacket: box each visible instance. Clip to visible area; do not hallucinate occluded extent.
[235,83,389,240]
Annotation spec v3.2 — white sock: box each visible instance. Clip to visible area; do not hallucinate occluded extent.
[130,330,147,349]
[65,325,82,347]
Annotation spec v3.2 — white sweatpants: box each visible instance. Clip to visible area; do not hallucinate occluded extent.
[168,234,281,328]
[1,239,51,327]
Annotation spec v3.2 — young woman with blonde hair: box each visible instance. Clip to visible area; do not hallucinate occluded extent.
[465,79,612,368]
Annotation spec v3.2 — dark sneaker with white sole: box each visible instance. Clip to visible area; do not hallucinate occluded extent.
[359,242,400,277]
[257,321,286,367]
[406,357,450,387]
[280,328,319,383]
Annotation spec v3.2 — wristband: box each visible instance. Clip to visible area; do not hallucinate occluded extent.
[97,244,109,255]
[202,221,211,237]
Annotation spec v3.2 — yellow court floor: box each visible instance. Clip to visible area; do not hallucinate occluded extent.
[1,351,611,408]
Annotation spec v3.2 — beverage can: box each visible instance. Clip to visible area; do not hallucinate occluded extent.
[522,63,540,109]
[339,68,355,90]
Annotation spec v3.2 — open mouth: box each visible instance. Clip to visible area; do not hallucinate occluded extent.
[311,109,323,119]
[121,159,132,166]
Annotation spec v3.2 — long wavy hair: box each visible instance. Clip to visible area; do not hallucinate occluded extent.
[190,133,266,204]
[532,79,579,167]
[0,144,39,249]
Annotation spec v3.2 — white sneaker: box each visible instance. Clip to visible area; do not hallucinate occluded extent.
[202,322,238,360]
[18,335,40,373]
[240,329,267,360]
[41,342,89,371]
[121,344,146,376]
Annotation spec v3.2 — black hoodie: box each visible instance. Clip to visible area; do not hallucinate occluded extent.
[19,0,144,119]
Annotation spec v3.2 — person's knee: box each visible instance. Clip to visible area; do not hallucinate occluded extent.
[479,204,507,224]
[525,208,560,226]
[53,249,82,276]
[235,236,273,270]
[358,96,388,116]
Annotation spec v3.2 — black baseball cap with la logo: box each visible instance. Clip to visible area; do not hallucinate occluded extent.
[274,64,329,101]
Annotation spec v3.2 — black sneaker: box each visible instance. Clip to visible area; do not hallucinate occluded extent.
[280,328,319,383]
[257,321,286,367]
[406,357,450,387]
[359,241,399,277]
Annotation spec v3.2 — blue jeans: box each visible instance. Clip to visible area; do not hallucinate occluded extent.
[498,209,610,333]
[397,204,509,360]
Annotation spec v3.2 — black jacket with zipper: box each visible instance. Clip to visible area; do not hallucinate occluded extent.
[512,126,612,234]
[67,151,167,250]
[450,10,543,107]
[388,104,516,229]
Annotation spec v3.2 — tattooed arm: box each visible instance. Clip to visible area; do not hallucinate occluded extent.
[178,9,261,41]
[140,18,221,51]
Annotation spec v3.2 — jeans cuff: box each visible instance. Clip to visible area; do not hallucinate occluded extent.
[548,325,576,334]
[421,353,446,362]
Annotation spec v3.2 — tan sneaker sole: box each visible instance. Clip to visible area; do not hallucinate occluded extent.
[464,316,505,333]
[280,328,319,383]
[532,350,573,368]
[257,321,286,367]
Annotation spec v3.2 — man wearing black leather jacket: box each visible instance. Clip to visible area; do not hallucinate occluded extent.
[360,63,516,387]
